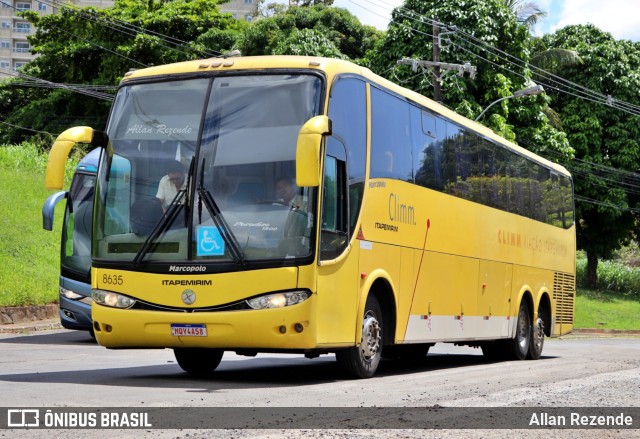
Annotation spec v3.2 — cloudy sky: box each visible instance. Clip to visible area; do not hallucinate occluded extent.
[331,0,640,41]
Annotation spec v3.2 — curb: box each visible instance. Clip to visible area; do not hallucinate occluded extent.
[0,304,62,334]
[0,304,59,325]
[0,319,63,334]
[571,328,640,336]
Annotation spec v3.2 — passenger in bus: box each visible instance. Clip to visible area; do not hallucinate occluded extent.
[156,160,187,211]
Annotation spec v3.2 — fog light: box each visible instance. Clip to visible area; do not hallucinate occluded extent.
[294,323,304,333]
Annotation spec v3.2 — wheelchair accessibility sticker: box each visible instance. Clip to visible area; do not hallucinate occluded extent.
[197,226,225,256]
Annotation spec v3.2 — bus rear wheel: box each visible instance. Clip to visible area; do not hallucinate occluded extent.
[527,316,545,360]
[336,295,383,379]
[509,301,531,360]
[174,348,224,376]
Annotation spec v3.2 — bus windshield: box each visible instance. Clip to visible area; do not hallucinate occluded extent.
[95,74,323,265]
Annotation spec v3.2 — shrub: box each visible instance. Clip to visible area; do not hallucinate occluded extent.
[0,141,81,185]
[577,252,640,297]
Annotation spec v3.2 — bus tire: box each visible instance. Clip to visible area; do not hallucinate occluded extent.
[174,348,223,376]
[509,301,531,361]
[527,316,545,360]
[336,295,383,378]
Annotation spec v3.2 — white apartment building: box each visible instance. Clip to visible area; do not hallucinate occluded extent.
[220,0,256,22]
[0,0,255,78]
[0,0,112,78]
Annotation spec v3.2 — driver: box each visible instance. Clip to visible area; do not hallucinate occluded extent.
[156,160,187,211]
[275,176,306,210]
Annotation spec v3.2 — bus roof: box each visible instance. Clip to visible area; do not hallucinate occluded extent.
[121,55,570,177]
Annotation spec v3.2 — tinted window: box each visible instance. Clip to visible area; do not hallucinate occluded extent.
[328,77,367,233]
[409,109,572,229]
[329,77,366,182]
[370,87,413,182]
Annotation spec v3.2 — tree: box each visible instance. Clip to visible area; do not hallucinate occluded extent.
[273,28,346,58]
[238,4,382,62]
[0,0,246,144]
[538,25,640,287]
[505,0,546,28]
[367,0,571,158]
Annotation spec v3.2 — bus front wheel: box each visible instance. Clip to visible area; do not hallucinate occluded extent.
[174,348,224,376]
[336,295,383,378]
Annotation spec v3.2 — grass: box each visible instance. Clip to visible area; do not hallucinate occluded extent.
[575,289,640,331]
[0,143,75,306]
[0,143,639,333]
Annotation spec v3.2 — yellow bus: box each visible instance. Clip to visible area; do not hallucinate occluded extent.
[45,55,575,378]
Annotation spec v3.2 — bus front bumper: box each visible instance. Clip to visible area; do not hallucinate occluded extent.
[91,295,318,350]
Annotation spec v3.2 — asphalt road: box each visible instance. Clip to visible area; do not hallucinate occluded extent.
[1,329,639,438]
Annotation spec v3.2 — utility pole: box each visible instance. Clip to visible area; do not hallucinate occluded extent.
[432,23,442,103]
[397,24,476,103]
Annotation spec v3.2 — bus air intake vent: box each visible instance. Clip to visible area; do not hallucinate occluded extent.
[553,272,575,324]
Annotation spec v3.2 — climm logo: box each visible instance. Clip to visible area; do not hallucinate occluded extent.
[498,230,522,247]
[388,193,416,225]
[498,230,568,257]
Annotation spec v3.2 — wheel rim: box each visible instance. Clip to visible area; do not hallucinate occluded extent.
[360,311,381,360]
[517,307,529,350]
[532,317,544,351]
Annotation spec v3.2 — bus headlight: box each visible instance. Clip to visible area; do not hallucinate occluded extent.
[246,291,309,310]
[92,289,136,309]
[60,286,83,300]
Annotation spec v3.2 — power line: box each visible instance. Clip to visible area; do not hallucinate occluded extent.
[0,119,55,135]
[0,68,114,100]
[347,0,640,118]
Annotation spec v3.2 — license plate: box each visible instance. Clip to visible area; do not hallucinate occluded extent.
[171,324,207,337]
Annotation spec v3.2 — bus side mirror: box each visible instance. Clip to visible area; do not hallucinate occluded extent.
[42,191,68,231]
[45,126,95,190]
[296,115,331,187]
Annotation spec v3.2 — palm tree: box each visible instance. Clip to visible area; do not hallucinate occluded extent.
[503,1,583,129]
[530,48,582,71]
[505,0,547,28]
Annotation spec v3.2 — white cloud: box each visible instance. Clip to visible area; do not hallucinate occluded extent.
[538,0,640,41]
[337,0,640,41]
[332,0,403,30]
[270,0,640,41]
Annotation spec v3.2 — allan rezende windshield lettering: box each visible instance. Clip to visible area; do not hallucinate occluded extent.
[126,124,193,137]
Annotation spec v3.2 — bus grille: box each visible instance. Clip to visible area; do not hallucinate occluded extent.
[553,272,575,324]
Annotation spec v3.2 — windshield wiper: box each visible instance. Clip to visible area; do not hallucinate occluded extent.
[197,159,245,264]
[133,157,195,267]
[133,192,185,267]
